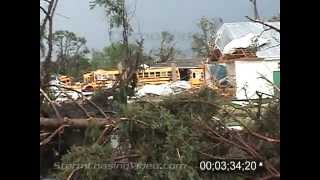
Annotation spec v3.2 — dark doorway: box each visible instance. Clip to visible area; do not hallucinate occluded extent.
[179,68,191,81]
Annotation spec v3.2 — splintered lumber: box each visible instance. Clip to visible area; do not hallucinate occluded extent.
[40,117,115,129]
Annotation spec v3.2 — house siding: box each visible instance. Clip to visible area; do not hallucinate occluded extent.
[234,60,279,99]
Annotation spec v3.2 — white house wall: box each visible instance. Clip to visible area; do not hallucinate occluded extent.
[234,60,279,100]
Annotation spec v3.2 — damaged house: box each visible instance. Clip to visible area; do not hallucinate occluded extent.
[212,21,280,100]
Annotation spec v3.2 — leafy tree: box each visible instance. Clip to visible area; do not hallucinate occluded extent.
[70,57,92,81]
[191,17,222,58]
[51,30,90,79]
[91,0,136,104]
[154,31,178,63]
[91,0,156,103]
[90,49,107,70]
[90,42,151,69]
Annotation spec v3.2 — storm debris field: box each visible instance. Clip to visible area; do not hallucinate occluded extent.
[40,84,279,179]
[40,0,279,179]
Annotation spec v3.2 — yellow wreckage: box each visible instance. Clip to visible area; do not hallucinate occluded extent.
[58,66,205,92]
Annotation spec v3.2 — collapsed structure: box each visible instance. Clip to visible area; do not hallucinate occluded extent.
[211,21,280,100]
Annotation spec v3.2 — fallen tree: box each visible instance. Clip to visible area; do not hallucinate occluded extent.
[46,87,279,180]
[40,117,114,129]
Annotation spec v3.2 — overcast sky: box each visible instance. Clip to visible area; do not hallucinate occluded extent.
[54,0,279,56]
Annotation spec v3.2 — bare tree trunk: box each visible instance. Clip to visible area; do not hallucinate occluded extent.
[40,0,54,38]
[40,117,114,129]
[245,16,280,33]
[41,0,59,89]
[118,0,131,104]
[250,0,260,20]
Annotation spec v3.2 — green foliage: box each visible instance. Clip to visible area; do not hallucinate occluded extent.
[54,88,279,179]
[83,122,103,145]
[160,87,222,120]
[90,42,140,69]
[53,30,89,55]
[91,0,141,104]
[51,30,90,80]
[258,100,280,135]
[117,101,201,179]
[113,88,248,179]
[54,144,113,180]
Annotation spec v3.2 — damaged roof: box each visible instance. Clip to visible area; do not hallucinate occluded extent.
[215,21,280,60]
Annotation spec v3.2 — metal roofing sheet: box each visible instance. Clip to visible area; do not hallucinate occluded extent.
[215,21,280,60]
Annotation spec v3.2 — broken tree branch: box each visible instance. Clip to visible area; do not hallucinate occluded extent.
[40,117,114,129]
[66,168,82,180]
[113,154,140,161]
[40,88,63,121]
[59,89,91,118]
[96,125,114,145]
[40,124,70,146]
[40,0,54,37]
[199,118,255,157]
[258,73,280,93]
[119,117,151,127]
[245,16,280,33]
[233,132,279,176]
[47,85,112,121]
[40,132,51,140]
[40,6,51,19]
[220,110,280,143]
[207,115,279,177]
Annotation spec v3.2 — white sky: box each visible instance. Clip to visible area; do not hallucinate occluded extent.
[53,0,279,56]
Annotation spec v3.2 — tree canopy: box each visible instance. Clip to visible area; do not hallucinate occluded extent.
[50,30,91,80]
[91,42,140,69]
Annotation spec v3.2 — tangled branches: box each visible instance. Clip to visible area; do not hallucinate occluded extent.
[41,86,279,179]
